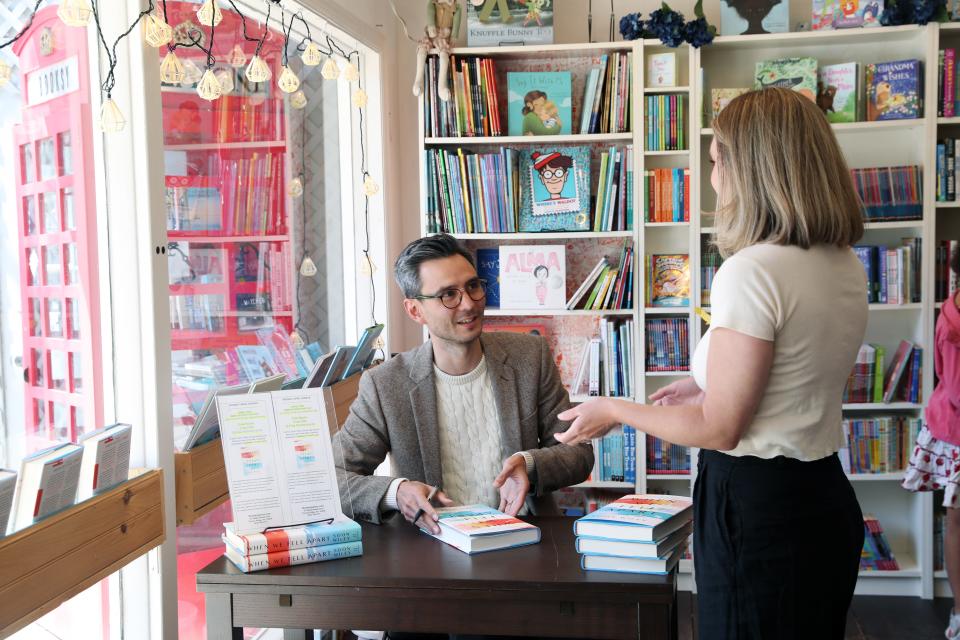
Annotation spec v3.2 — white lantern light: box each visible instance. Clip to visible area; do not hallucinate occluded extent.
[290,90,308,109]
[321,57,340,80]
[277,66,301,94]
[228,44,247,68]
[57,0,92,27]
[245,55,271,83]
[196,69,223,101]
[143,13,173,48]
[215,68,235,95]
[301,41,323,67]
[287,176,304,197]
[343,62,360,82]
[0,59,12,89]
[99,99,126,132]
[299,256,317,277]
[363,174,379,197]
[159,51,185,84]
[359,255,377,276]
[352,88,368,109]
[196,0,223,27]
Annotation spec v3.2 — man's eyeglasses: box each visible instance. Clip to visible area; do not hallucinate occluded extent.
[414,278,487,309]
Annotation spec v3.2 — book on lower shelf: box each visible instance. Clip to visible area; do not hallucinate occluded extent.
[842,341,922,404]
[850,166,922,221]
[853,240,922,304]
[10,443,83,532]
[499,244,566,309]
[865,59,923,122]
[861,515,900,571]
[646,254,690,308]
[838,415,922,474]
[587,425,637,483]
[645,318,689,372]
[76,423,132,501]
[646,435,691,475]
[566,244,634,311]
[425,504,541,554]
[569,319,635,398]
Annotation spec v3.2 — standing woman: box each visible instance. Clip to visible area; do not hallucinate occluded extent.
[556,88,868,638]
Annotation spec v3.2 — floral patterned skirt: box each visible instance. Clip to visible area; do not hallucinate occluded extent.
[902,426,960,508]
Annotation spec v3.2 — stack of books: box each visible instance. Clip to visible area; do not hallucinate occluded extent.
[222,515,363,572]
[574,494,693,574]
[861,515,899,571]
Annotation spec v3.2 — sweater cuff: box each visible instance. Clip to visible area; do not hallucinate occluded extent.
[517,451,535,476]
[380,477,407,513]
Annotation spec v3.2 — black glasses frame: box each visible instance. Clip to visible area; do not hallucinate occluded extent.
[414,278,487,309]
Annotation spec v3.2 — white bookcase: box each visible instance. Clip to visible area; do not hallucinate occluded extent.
[417,24,948,598]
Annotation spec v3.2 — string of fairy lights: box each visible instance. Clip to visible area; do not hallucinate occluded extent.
[0,0,382,350]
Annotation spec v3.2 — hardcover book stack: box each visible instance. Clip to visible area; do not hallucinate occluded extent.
[838,416,922,474]
[861,515,900,571]
[646,436,691,475]
[426,504,541,554]
[574,494,693,574]
[222,516,363,572]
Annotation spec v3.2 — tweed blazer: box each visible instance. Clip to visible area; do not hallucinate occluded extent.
[332,331,594,524]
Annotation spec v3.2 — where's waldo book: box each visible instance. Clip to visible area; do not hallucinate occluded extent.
[574,494,693,542]
[518,146,591,232]
[425,504,541,554]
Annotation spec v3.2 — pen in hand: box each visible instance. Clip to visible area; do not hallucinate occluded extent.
[412,485,439,528]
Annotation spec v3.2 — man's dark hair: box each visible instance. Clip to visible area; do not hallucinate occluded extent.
[394,233,475,299]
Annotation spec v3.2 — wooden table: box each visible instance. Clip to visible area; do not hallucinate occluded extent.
[197,516,678,640]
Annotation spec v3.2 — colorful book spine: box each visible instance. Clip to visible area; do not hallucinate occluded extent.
[224,540,363,572]
[224,519,362,555]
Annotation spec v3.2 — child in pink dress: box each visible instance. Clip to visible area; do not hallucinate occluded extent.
[903,256,960,638]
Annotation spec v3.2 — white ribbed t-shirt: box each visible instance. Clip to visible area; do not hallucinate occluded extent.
[691,243,868,461]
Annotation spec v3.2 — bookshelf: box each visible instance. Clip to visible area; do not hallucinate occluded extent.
[417,24,948,597]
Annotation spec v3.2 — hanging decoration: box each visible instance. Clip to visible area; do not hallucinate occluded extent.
[143,12,173,48]
[287,175,304,197]
[196,68,222,100]
[299,256,317,277]
[245,54,271,82]
[0,59,12,88]
[343,61,360,82]
[228,44,247,68]
[159,50,185,84]
[196,0,223,28]
[352,87,368,108]
[99,98,126,132]
[321,56,340,80]
[277,65,300,93]
[301,40,323,66]
[290,89,308,109]
[180,58,203,86]
[57,0,93,27]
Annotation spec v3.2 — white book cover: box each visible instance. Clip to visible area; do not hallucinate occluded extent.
[426,504,540,554]
[217,389,342,534]
[12,443,83,531]
[77,423,132,501]
[0,469,16,536]
[646,53,676,88]
[498,244,566,309]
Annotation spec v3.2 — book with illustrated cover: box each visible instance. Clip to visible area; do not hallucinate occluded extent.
[755,57,818,102]
[499,244,566,309]
[476,248,501,307]
[507,72,571,136]
[257,324,304,378]
[425,504,541,554]
[710,88,750,121]
[574,494,693,543]
[224,515,361,555]
[165,180,222,232]
[466,0,554,47]
[865,59,923,121]
[224,538,362,572]
[647,255,690,307]
[812,0,838,29]
[720,0,789,35]
[833,0,883,27]
[235,345,278,382]
[646,53,676,88]
[818,63,860,123]
[518,146,591,232]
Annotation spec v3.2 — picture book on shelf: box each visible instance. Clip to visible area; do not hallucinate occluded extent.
[165,182,222,232]
[518,146,591,232]
[710,88,750,121]
[817,63,860,123]
[865,59,923,122]
[425,504,541,554]
[720,0,790,35]
[466,0,554,47]
[833,0,884,28]
[507,72,571,136]
[647,255,690,307]
[476,248,501,307]
[646,53,676,88]
[755,57,818,102]
[498,244,566,309]
[235,345,278,381]
[216,389,342,534]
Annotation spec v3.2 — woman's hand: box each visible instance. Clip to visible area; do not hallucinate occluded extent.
[555,398,620,445]
[648,376,704,406]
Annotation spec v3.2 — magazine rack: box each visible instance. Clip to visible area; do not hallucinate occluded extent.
[0,469,165,637]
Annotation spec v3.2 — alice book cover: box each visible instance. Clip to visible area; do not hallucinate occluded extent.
[865,59,923,121]
[507,72,571,136]
[710,88,751,121]
[498,244,566,309]
[518,146,591,232]
[476,247,501,307]
[720,0,789,35]
[648,255,690,307]
[466,0,554,47]
[817,63,860,123]
[755,57,818,102]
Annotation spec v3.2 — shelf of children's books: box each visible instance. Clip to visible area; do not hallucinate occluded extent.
[646,473,691,480]
[702,119,925,136]
[163,140,287,151]
[645,222,690,227]
[166,234,289,243]
[863,220,923,230]
[485,308,634,317]
[847,472,908,482]
[450,231,634,240]
[868,303,923,311]
[424,133,633,145]
[937,117,960,125]
[644,149,689,156]
[842,402,922,410]
[644,307,690,315]
[449,41,633,58]
[936,200,960,207]
[643,86,691,94]
[645,370,690,376]
[572,480,635,490]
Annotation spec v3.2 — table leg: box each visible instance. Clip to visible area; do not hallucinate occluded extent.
[205,592,243,640]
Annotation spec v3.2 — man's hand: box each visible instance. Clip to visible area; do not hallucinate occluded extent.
[395,480,453,534]
[494,455,530,516]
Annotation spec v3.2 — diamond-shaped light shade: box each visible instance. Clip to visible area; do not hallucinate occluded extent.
[196,69,222,101]
[159,51,185,84]
[215,69,235,95]
[321,57,340,80]
[343,62,360,82]
[196,0,223,27]
[352,88,368,109]
[363,175,379,197]
[299,256,317,277]
[99,99,126,132]
[143,13,172,47]
[0,60,12,89]
[228,44,247,68]
[290,90,308,109]
[277,66,300,94]
[290,329,306,349]
[58,0,92,27]
[245,55,271,83]
[301,41,323,67]
[287,177,304,197]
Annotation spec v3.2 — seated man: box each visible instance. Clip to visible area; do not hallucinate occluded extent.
[333,233,593,534]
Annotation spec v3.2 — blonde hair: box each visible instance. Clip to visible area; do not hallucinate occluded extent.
[711,88,864,258]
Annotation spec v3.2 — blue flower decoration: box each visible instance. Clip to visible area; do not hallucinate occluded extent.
[881,0,947,24]
[682,17,715,48]
[619,12,645,41]
[646,6,686,48]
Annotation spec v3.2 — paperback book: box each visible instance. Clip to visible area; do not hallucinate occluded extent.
[647,255,690,308]
[499,244,566,309]
[425,504,541,554]
[646,53,676,88]
[476,248,501,307]
[11,443,83,531]
[507,72,571,136]
[77,423,132,500]
[518,146,591,231]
